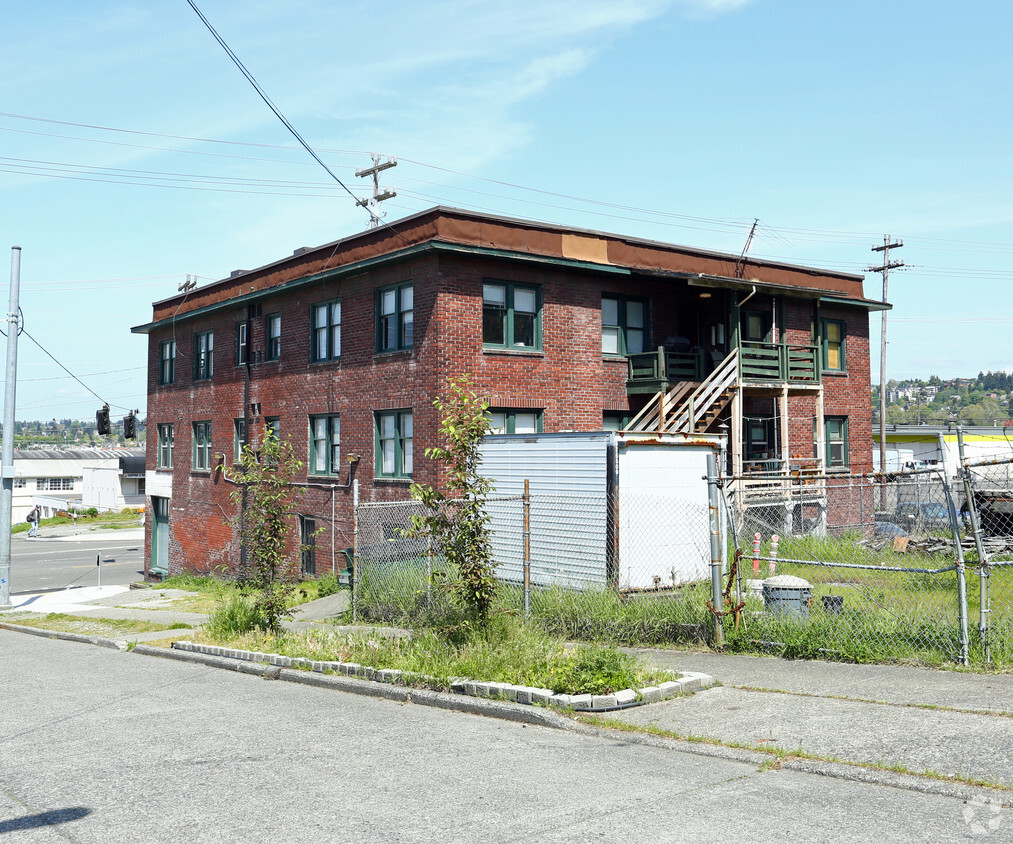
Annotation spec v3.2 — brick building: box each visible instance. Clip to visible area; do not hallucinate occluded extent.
[133,207,885,578]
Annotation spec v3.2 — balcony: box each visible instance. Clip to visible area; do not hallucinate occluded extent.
[627,342,821,394]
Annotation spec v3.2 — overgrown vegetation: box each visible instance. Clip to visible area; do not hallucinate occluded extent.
[11,507,142,534]
[194,619,672,695]
[408,375,497,634]
[223,427,310,634]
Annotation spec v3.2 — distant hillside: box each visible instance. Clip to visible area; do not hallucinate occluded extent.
[873,372,1013,426]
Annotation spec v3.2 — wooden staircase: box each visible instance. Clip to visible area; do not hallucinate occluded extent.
[626,349,738,434]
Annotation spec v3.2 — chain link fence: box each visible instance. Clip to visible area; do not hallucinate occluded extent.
[348,447,1013,668]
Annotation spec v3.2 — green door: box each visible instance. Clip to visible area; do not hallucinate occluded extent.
[151,497,170,575]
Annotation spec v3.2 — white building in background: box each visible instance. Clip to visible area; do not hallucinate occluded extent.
[11,448,145,521]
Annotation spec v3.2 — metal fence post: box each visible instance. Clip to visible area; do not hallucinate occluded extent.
[938,433,970,666]
[957,428,991,663]
[523,479,531,620]
[351,479,359,624]
[706,452,724,646]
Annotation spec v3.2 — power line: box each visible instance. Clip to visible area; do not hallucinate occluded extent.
[185,0,375,224]
[19,327,128,410]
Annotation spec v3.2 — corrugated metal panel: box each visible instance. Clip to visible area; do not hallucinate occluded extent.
[480,434,612,589]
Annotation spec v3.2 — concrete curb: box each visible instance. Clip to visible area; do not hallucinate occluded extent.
[0,621,128,651]
[131,644,574,730]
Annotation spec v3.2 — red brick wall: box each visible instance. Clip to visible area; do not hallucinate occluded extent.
[143,254,875,576]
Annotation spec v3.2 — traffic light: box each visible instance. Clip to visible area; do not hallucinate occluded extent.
[123,412,136,439]
[96,404,110,436]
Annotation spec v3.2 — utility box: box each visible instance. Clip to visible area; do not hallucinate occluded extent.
[763,575,813,618]
[479,431,725,591]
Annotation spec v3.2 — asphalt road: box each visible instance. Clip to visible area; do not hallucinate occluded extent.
[7,534,144,594]
[0,631,999,843]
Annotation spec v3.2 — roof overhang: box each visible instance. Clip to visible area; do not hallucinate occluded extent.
[682,274,891,311]
[132,241,630,335]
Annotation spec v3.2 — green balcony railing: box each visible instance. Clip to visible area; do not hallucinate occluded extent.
[626,348,704,393]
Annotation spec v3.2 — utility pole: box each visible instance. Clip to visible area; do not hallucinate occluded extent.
[355,154,397,228]
[0,247,22,610]
[869,236,904,479]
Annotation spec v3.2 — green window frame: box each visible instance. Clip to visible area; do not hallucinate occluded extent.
[824,416,849,467]
[601,295,647,356]
[157,423,174,469]
[742,310,771,343]
[158,340,175,386]
[234,419,247,462]
[487,409,543,435]
[311,300,341,362]
[235,321,248,366]
[821,319,846,372]
[192,421,212,471]
[375,410,413,478]
[264,416,280,442]
[309,414,341,476]
[483,281,541,350]
[265,314,281,361]
[300,515,317,576]
[193,331,214,380]
[376,283,414,352]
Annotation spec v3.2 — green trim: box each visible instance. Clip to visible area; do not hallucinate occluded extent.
[825,416,849,467]
[264,313,281,361]
[156,424,174,469]
[487,408,544,434]
[601,294,648,356]
[375,282,413,353]
[483,280,542,350]
[375,410,413,478]
[158,339,175,386]
[820,294,892,312]
[311,299,342,362]
[309,414,341,476]
[192,420,212,471]
[132,240,630,335]
[821,318,846,373]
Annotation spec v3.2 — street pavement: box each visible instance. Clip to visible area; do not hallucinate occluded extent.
[2,584,1013,839]
[9,525,145,593]
[0,630,1002,843]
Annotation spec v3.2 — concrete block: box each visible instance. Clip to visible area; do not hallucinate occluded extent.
[615,689,637,705]
[531,688,555,705]
[502,685,518,702]
[549,694,572,709]
[570,694,592,710]
[515,687,533,705]
[361,667,376,680]
[638,686,662,703]
[463,681,477,696]
[474,682,494,698]
[450,680,468,694]
[311,661,326,673]
[591,694,617,710]
[658,681,682,699]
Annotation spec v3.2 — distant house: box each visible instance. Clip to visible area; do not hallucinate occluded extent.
[10,448,143,521]
[81,451,146,512]
[133,206,883,579]
[874,426,1013,476]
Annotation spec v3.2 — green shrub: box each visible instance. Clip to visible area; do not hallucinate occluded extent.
[205,593,264,639]
[315,573,340,598]
[542,644,639,695]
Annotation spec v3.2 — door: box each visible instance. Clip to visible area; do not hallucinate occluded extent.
[300,515,316,576]
[150,496,170,575]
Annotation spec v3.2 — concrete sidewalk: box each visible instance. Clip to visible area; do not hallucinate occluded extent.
[616,648,1013,788]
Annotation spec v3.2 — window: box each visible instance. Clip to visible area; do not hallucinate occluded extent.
[13,478,26,489]
[309,414,341,475]
[487,409,542,434]
[234,419,247,462]
[742,310,770,343]
[483,282,540,349]
[375,410,413,478]
[312,301,341,362]
[235,322,248,366]
[264,416,280,442]
[157,424,174,469]
[377,283,413,352]
[193,331,214,380]
[192,421,212,471]
[265,314,281,361]
[821,319,846,372]
[602,412,631,431]
[824,417,849,467]
[159,340,176,385]
[36,478,73,491]
[601,296,646,356]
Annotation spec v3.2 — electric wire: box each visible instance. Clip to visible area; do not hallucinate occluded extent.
[19,326,127,410]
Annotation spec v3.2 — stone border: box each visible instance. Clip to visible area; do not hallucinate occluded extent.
[169,640,714,712]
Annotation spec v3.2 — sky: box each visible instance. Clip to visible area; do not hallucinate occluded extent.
[1,0,1011,421]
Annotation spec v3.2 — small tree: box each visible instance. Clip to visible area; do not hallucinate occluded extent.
[410,375,496,627]
[226,427,305,634]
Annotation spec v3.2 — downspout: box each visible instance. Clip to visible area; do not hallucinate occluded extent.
[240,303,252,576]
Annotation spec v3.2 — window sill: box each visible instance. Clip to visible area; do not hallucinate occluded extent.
[823,370,848,377]
[826,466,850,474]
[374,349,413,359]
[373,476,413,485]
[483,348,544,358]
[309,358,341,366]
[190,470,212,477]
